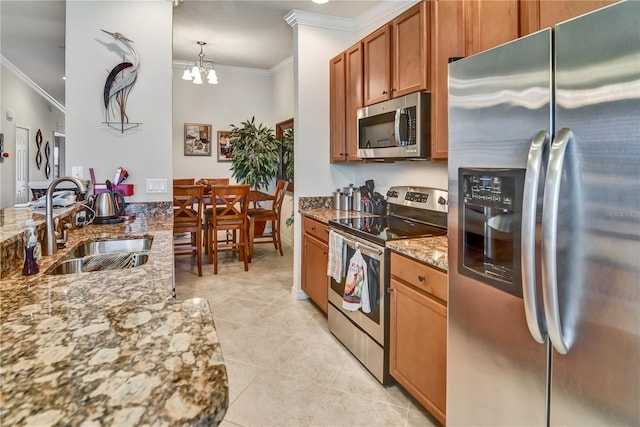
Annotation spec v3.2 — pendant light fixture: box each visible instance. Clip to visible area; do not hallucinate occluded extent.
[182,41,218,85]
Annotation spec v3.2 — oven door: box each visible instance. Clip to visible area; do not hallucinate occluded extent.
[328,230,386,346]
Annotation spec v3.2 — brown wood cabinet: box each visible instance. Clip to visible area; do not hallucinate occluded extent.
[464,0,520,55]
[519,0,619,36]
[330,43,363,163]
[364,2,429,106]
[363,25,392,105]
[390,251,447,425]
[392,1,430,98]
[301,216,329,313]
[430,0,465,161]
[330,52,347,162]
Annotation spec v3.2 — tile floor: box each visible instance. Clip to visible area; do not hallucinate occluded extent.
[175,245,442,427]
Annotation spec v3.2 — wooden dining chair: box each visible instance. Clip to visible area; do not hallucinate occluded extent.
[196,178,230,186]
[173,184,204,276]
[205,184,250,274]
[173,178,195,186]
[248,180,289,257]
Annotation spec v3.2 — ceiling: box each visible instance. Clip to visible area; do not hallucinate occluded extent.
[1,0,382,108]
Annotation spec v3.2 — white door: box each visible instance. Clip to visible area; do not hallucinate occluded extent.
[15,126,29,204]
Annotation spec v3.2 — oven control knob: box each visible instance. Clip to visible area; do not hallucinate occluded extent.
[387,190,398,198]
[438,196,447,205]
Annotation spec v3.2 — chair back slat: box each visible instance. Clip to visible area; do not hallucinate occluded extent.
[173,178,195,186]
[173,185,204,226]
[273,180,289,217]
[211,184,250,224]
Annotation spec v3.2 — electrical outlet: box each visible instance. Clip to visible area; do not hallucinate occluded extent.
[75,210,86,227]
[146,179,168,193]
[72,166,83,179]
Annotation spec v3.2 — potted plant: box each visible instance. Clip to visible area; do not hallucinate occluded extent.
[228,116,279,192]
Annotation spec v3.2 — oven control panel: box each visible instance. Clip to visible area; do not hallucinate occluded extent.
[386,186,448,212]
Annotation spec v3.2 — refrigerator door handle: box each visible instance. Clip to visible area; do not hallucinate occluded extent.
[394,108,402,146]
[541,127,573,355]
[521,130,549,344]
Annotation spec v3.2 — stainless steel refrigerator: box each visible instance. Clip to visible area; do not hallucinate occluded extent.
[447,1,639,426]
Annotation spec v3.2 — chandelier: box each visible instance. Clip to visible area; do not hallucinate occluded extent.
[182,41,218,85]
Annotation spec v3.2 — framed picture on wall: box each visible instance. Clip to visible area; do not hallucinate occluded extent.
[217,131,231,162]
[184,123,212,156]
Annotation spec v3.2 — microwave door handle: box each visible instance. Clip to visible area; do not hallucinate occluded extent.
[521,130,549,344]
[394,109,402,146]
[541,127,573,355]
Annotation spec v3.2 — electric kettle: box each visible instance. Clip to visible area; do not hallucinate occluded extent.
[93,181,126,223]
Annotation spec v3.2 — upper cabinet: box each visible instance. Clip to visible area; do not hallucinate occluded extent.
[464,0,520,55]
[364,2,429,106]
[329,52,347,162]
[430,0,465,161]
[519,0,620,36]
[330,42,364,163]
[363,25,392,106]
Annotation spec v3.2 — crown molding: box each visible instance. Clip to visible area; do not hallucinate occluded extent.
[354,0,420,33]
[270,56,293,74]
[284,9,355,32]
[285,1,419,34]
[1,55,65,114]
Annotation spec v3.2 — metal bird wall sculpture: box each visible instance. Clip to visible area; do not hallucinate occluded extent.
[101,29,141,133]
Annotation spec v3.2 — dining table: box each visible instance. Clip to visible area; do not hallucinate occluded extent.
[195,184,275,262]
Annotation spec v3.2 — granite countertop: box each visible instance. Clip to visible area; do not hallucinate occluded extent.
[0,213,228,425]
[386,236,448,272]
[299,208,449,271]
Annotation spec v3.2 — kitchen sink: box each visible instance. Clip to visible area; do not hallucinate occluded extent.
[70,236,153,258]
[47,236,153,275]
[47,252,149,275]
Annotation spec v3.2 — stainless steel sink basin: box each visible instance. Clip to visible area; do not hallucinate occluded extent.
[47,252,149,275]
[70,236,153,258]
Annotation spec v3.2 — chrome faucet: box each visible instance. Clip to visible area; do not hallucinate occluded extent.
[43,176,88,256]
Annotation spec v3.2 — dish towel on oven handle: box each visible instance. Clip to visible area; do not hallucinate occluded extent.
[342,248,371,313]
[327,230,346,283]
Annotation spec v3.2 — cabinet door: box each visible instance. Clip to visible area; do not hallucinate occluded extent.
[392,1,429,97]
[464,0,519,55]
[363,25,392,106]
[345,42,363,162]
[520,0,619,36]
[430,0,465,161]
[390,277,447,425]
[330,52,347,162]
[302,233,328,314]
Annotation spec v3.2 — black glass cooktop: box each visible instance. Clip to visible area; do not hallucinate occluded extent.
[329,215,446,246]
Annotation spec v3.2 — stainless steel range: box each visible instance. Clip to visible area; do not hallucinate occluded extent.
[328,186,448,384]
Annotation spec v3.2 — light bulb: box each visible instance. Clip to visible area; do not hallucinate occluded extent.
[190,66,200,79]
[182,68,192,80]
[193,73,203,84]
[207,69,218,84]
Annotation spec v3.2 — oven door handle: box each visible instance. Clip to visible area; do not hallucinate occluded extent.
[334,233,384,257]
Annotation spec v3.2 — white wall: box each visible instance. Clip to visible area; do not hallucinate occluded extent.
[271,57,294,125]
[0,64,65,208]
[65,1,173,203]
[172,65,273,181]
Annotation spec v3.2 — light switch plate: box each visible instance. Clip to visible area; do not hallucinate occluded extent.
[146,179,168,193]
[71,166,83,179]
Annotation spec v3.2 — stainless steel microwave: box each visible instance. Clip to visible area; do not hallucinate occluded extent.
[357,91,430,160]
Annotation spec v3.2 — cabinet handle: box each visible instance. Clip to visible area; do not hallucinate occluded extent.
[418,275,426,282]
[387,287,394,293]
[391,88,396,92]
[382,90,388,95]
[311,226,316,231]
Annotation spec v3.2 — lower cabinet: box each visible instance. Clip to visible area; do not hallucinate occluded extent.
[390,252,447,425]
[301,216,329,314]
